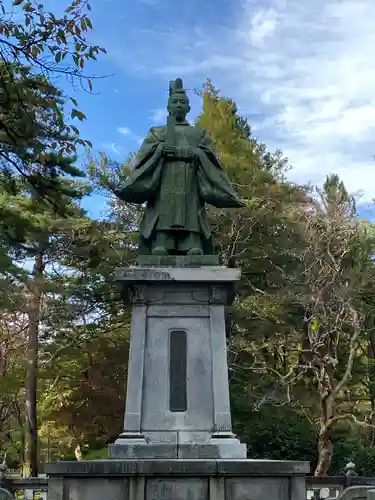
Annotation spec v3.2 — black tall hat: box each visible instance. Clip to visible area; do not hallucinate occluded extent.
[169,78,187,96]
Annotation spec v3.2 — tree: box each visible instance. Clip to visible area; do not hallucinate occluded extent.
[30,157,136,464]
[0,62,86,196]
[193,82,375,473]
[296,175,375,475]
[0,165,96,475]
[0,311,26,464]
[195,80,308,405]
[2,77,373,475]
[0,64,93,310]
[0,0,106,193]
[38,321,130,460]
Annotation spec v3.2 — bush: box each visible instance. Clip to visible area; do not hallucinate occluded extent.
[232,402,317,469]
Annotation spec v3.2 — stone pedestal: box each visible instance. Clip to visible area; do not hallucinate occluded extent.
[46,259,310,500]
[45,459,309,500]
[108,261,246,459]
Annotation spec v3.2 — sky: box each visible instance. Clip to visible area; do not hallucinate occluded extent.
[60,0,375,220]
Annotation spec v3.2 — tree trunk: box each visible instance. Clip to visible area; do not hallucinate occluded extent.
[367,336,375,445]
[24,249,44,477]
[314,426,333,476]
[315,391,334,476]
[368,336,375,411]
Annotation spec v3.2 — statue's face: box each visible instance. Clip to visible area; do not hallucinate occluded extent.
[167,94,190,121]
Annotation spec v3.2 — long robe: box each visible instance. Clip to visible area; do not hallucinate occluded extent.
[114,122,243,248]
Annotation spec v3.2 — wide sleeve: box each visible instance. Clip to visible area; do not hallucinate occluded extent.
[113,129,164,204]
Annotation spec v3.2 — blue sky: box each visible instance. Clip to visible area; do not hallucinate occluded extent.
[57,0,375,220]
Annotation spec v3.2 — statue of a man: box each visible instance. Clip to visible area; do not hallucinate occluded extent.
[113,78,244,256]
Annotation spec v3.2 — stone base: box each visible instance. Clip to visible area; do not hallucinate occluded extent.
[108,435,247,459]
[46,459,309,500]
[114,266,241,459]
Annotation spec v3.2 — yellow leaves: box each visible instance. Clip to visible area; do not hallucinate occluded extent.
[311,319,319,331]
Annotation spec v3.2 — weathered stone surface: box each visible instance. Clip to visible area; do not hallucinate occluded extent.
[146,478,207,500]
[177,442,247,459]
[107,443,178,460]
[108,441,247,460]
[66,478,127,500]
[136,459,217,476]
[116,266,241,284]
[111,266,245,459]
[45,459,309,500]
[45,459,309,477]
[46,461,138,476]
[226,477,290,500]
[140,315,213,432]
[47,477,64,500]
[216,460,310,475]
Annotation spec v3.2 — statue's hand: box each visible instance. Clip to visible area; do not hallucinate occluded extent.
[163,143,176,156]
[186,147,196,159]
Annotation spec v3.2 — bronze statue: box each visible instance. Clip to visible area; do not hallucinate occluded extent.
[113,78,244,256]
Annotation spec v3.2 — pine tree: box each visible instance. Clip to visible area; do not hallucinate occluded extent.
[0,61,87,200]
[0,164,95,476]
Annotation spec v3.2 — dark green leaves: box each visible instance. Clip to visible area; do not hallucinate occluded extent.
[71,109,86,121]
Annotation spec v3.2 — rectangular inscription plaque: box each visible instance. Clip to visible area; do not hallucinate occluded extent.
[67,478,128,500]
[147,479,207,500]
[169,329,187,412]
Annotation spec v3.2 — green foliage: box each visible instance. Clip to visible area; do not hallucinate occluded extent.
[195,80,375,475]
[1,0,105,94]
[1,75,375,477]
[0,0,105,195]
[0,61,87,199]
[238,406,317,464]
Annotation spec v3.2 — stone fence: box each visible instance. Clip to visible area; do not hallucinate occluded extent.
[0,477,48,500]
[306,476,375,498]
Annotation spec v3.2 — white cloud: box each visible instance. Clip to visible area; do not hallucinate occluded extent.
[116,126,143,146]
[111,142,121,155]
[107,0,375,202]
[117,126,131,136]
[100,142,124,156]
[234,0,375,202]
[249,8,278,46]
